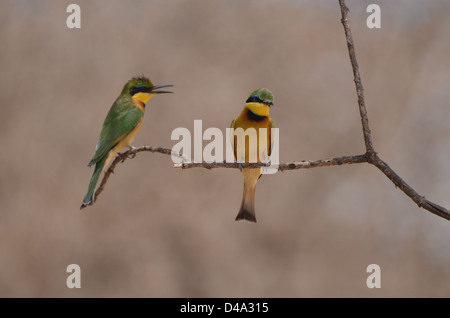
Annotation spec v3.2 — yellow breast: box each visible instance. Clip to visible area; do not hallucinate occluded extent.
[102,118,144,173]
[232,107,272,163]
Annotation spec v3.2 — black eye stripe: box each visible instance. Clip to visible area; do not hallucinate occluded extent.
[130,86,150,96]
[246,96,261,103]
[246,96,273,106]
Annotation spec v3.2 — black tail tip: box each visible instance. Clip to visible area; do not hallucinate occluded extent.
[80,200,93,210]
[235,210,257,223]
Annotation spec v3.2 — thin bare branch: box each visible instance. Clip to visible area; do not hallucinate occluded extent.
[174,154,367,170]
[90,149,368,205]
[91,146,179,205]
[370,155,450,219]
[339,0,374,154]
[338,0,450,220]
[278,154,367,171]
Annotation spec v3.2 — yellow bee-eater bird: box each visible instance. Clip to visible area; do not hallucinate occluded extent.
[231,88,274,222]
[80,76,173,209]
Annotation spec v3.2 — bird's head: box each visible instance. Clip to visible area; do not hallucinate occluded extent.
[245,88,274,117]
[122,76,173,106]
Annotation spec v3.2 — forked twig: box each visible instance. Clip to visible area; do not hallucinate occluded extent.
[338,0,449,220]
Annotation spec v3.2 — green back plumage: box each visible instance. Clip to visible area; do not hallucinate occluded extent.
[88,77,151,166]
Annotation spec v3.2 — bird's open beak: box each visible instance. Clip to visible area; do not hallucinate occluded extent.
[151,84,174,94]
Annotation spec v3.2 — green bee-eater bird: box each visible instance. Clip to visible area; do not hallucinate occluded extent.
[80,76,173,209]
[230,88,274,222]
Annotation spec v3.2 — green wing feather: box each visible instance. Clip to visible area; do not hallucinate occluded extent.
[88,104,143,166]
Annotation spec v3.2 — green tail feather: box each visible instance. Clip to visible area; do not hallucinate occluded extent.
[81,157,106,209]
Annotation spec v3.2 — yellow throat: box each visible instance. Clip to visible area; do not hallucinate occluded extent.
[246,102,270,117]
[132,92,154,109]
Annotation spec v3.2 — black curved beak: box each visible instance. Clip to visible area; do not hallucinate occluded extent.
[264,100,273,107]
[151,84,174,94]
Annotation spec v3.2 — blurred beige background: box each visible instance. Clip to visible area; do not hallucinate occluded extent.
[1,0,450,297]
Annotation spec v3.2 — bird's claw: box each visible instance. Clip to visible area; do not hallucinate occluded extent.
[127,146,136,159]
[236,160,245,172]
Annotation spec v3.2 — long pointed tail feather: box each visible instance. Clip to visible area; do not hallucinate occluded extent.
[81,156,106,209]
[236,184,257,222]
[235,168,260,222]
